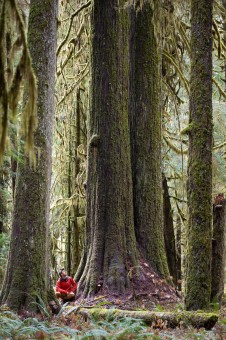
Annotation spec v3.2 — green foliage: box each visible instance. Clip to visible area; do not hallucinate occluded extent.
[0,310,220,339]
[30,292,51,317]
[0,312,79,339]
[0,233,10,288]
[154,304,165,312]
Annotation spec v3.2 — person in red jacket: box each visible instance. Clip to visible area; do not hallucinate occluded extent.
[55,268,77,303]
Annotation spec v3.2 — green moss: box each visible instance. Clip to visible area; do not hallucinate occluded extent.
[81,307,218,330]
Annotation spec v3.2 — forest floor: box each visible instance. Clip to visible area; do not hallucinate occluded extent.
[41,260,226,338]
[0,260,225,338]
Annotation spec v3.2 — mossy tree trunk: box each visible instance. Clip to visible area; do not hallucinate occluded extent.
[185,0,213,311]
[0,0,58,311]
[71,88,82,276]
[162,175,177,283]
[211,198,226,304]
[67,90,82,276]
[75,0,138,297]
[0,167,6,234]
[176,216,182,290]
[222,0,226,91]
[129,0,169,278]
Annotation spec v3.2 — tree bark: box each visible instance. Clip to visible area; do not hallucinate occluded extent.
[162,175,177,283]
[0,0,58,311]
[129,0,169,278]
[211,197,226,304]
[176,215,182,290]
[0,167,6,234]
[71,89,82,275]
[75,0,138,297]
[185,0,213,310]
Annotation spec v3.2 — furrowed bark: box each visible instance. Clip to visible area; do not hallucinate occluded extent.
[0,0,58,311]
[129,0,169,278]
[76,0,138,297]
[185,0,213,310]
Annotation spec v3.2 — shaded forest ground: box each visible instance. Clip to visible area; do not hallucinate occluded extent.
[1,259,225,339]
[0,297,225,339]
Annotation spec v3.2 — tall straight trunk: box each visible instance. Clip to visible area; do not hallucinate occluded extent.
[75,0,138,297]
[211,197,226,304]
[0,167,5,233]
[162,175,177,283]
[0,0,58,311]
[222,1,226,91]
[71,88,82,275]
[185,0,213,311]
[129,0,169,278]
[67,114,72,276]
[176,215,182,290]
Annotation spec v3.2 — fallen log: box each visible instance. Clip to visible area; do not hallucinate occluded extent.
[78,307,218,330]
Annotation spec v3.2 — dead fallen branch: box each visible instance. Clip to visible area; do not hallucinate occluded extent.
[77,307,218,330]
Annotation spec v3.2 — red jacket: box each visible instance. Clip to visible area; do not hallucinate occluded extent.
[56,276,77,294]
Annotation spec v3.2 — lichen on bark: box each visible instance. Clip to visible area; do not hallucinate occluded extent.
[185,0,213,311]
[0,0,58,312]
[129,0,169,278]
[75,0,138,297]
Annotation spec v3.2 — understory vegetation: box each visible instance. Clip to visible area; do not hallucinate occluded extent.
[0,304,225,340]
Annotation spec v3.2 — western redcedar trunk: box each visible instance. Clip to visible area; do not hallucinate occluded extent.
[129,0,169,278]
[0,0,58,311]
[75,0,138,297]
[185,0,213,311]
[75,0,172,297]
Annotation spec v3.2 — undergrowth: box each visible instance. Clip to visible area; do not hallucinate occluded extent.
[0,233,10,289]
[0,309,221,339]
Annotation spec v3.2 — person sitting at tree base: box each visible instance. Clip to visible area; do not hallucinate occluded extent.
[56,268,77,304]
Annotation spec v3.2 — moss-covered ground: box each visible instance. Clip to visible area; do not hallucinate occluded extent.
[0,296,225,339]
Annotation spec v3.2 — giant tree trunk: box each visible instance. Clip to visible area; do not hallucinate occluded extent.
[129,0,169,278]
[185,0,213,310]
[75,0,138,297]
[0,0,58,311]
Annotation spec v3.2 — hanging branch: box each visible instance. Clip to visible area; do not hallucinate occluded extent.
[56,0,91,57]
[0,0,37,162]
[213,18,222,59]
[163,135,188,155]
[213,141,226,150]
[213,77,226,99]
[57,64,89,106]
[163,49,190,94]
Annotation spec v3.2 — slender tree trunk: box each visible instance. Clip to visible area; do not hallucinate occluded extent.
[176,215,182,290]
[185,0,213,310]
[67,113,72,276]
[129,0,169,278]
[75,0,138,297]
[222,1,226,91]
[211,196,226,304]
[162,175,177,283]
[71,88,82,275]
[0,0,58,311]
[0,167,5,234]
